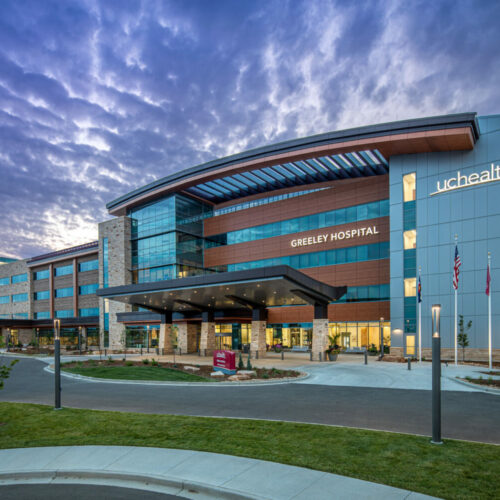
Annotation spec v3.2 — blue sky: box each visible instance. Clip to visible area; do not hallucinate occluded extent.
[1,0,499,258]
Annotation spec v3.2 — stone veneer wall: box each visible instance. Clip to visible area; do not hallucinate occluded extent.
[311,318,329,361]
[98,217,132,350]
[250,320,266,358]
[0,260,32,322]
[391,346,499,362]
[177,323,198,353]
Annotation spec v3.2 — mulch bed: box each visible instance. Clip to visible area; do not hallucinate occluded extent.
[460,377,500,388]
[62,359,301,381]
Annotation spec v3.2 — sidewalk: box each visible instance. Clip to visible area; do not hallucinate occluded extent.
[0,446,437,500]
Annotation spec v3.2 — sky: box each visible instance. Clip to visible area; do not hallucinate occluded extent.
[1,0,500,259]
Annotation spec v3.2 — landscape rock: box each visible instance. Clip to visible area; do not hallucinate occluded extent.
[210,371,225,378]
[184,366,200,372]
[237,370,256,376]
[228,374,251,381]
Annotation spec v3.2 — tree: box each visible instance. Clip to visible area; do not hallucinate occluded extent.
[457,315,472,362]
[1,359,18,389]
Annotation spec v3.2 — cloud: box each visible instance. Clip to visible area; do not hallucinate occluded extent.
[0,0,499,258]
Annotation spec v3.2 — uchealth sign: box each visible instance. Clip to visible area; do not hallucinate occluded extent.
[430,163,500,196]
[290,226,379,248]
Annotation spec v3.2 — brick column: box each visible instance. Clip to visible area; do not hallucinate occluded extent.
[177,322,198,353]
[158,312,173,354]
[311,303,329,361]
[200,311,215,355]
[250,308,267,358]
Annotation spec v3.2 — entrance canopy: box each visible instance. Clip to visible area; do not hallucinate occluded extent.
[97,266,346,315]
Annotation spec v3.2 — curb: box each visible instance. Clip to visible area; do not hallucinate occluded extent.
[0,470,263,500]
[450,376,500,395]
[44,365,310,387]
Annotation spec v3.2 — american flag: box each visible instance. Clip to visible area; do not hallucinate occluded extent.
[417,275,422,303]
[453,244,461,290]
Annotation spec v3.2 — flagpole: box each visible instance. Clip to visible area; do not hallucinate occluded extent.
[488,252,492,370]
[418,266,422,363]
[454,234,458,367]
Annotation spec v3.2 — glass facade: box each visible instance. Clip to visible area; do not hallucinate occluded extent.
[12,293,28,302]
[225,241,389,272]
[79,260,98,272]
[129,194,212,283]
[54,265,72,277]
[34,290,50,300]
[402,173,417,333]
[213,188,328,216]
[55,287,73,298]
[125,325,161,348]
[34,269,50,280]
[0,295,9,304]
[79,283,98,295]
[34,311,50,319]
[0,277,9,286]
[11,273,27,283]
[79,307,99,317]
[55,309,73,318]
[103,237,109,288]
[208,199,389,247]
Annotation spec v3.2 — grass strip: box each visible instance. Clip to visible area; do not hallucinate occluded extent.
[0,402,498,499]
[62,364,211,382]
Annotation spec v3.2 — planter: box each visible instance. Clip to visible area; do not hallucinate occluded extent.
[327,353,338,361]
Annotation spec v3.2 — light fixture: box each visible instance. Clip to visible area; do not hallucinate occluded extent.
[53,319,61,340]
[431,304,441,338]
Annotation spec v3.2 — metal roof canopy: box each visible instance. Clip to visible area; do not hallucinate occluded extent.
[107,112,479,213]
[97,266,347,314]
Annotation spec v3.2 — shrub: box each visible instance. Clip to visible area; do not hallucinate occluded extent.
[261,373,269,379]
[151,358,158,366]
[238,352,244,370]
[246,354,252,370]
[125,361,133,367]
[142,358,149,365]
[107,356,114,363]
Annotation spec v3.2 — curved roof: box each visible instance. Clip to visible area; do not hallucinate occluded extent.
[107,112,479,215]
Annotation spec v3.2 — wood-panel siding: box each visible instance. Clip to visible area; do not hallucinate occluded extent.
[204,175,388,236]
[204,217,388,267]
[267,301,390,323]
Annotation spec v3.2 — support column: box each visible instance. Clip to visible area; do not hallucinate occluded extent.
[311,303,329,361]
[158,312,173,354]
[250,308,267,358]
[80,326,87,350]
[177,322,198,353]
[200,311,215,355]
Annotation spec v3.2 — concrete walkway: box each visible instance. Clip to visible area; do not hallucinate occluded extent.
[0,446,437,500]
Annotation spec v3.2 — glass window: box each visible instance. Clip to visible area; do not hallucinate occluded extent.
[0,277,9,286]
[403,230,417,250]
[79,283,98,295]
[403,173,416,202]
[12,273,27,283]
[55,309,73,318]
[79,260,98,272]
[34,311,50,319]
[54,265,72,277]
[103,237,109,288]
[34,269,50,280]
[34,290,50,300]
[12,293,28,302]
[0,295,9,304]
[55,287,73,298]
[79,307,99,317]
[12,313,28,319]
[404,278,417,297]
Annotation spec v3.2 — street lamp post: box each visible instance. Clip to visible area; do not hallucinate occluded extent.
[54,319,61,410]
[147,325,150,354]
[78,326,82,355]
[379,317,385,359]
[6,328,10,352]
[431,304,442,444]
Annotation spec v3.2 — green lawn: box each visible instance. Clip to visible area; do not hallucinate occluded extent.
[62,364,211,382]
[0,403,498,500]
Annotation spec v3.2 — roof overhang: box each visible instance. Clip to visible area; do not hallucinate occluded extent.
[97,266,347,314]
[107,113,479,215]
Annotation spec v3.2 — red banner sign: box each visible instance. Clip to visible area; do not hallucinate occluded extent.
[213,350,236,373]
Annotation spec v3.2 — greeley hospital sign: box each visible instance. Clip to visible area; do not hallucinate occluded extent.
[290,226,379,248]
[430,163,500,196]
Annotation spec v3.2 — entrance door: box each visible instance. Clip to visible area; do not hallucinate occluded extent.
[405,334,416,357]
